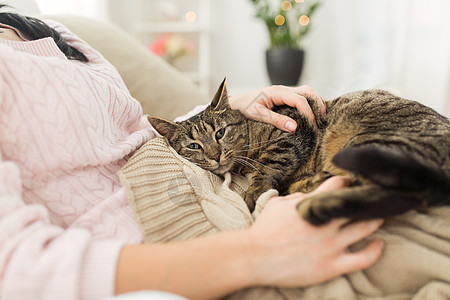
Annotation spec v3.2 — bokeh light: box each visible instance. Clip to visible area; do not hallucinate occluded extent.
[275,15,286,26]
[281,1,292,11]
[299,15,310,26]
[185,11,197,22]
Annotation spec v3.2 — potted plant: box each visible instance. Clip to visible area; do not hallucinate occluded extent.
[249,0,320,85]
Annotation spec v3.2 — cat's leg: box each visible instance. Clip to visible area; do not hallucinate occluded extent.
[288,168,362,194]
[332,145,450,205]
[297,144,450,225]
[244,172,274,211]
[289,172,332,193]
[296,185,421,225]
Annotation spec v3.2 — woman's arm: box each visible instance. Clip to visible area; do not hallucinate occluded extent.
[0,150,123,299]
[229,85,326,132]
[116,177,384,299]
[0,45,131,300]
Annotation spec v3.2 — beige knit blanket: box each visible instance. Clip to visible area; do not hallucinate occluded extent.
[118,138,450,300]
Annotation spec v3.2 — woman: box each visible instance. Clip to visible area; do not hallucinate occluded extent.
[0,6,384,299]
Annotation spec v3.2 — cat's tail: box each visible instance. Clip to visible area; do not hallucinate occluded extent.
[332,145,450,205]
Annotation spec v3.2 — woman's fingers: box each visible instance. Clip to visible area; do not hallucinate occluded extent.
[270,89,317,124]
[262,110,298,132]
[292,85,327,117]
[332,239,385,274]
[308,176,351,196]
[267,87,317,126]
[292,96,317,126]
[282,176,350,205]
[337,219,384,247]
[230,85,326,132]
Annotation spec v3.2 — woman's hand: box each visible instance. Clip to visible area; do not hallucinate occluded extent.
[244,176,385,288]
[116,177,384,299]
[228,85,326,132]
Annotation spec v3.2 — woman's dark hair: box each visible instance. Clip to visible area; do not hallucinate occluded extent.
[0,4,88,62]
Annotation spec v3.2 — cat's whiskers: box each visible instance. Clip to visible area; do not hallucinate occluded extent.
[235,144,266,153]
[235,155,277,172]
[233,158,262,176]
[236,137,285,153]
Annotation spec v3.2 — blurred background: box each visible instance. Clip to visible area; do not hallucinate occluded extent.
[7,0,450,116]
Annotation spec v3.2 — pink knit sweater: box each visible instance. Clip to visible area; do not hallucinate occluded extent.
[0,21,157,299]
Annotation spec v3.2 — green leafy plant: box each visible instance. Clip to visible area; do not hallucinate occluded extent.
[249,0,320,49]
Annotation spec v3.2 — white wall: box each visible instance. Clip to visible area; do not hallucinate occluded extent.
[34,0,109,19]
[3,0,40,14]
[209,0,269,95]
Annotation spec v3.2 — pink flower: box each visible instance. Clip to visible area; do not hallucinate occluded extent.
[148,34,196,65]
[149,34,170,56]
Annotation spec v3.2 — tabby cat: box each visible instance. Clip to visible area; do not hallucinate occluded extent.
[149,79,450,225]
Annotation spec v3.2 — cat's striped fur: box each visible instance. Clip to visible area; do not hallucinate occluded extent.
[149,80,450,225]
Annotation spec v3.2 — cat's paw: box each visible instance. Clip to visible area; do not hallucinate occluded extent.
[296,192,346,226]
[297,185,420,225]
[243,192,256,212]
[244,184,269,212]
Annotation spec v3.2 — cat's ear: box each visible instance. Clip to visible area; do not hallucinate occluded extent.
[148,116,179,140]
[211,78,229,110]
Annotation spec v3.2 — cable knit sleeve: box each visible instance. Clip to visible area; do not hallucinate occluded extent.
[0,20,152,299]
[0,152,123,299]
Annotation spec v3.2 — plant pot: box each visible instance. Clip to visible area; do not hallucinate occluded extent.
[265,48,304,86]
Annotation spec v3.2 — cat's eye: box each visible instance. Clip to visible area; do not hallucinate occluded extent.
[215,128,226,140]
[188,143,202,150]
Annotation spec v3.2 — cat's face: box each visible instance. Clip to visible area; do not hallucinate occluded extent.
[149,79,249,175]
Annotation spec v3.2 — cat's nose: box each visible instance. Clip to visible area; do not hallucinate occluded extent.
[210,153,220,162]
